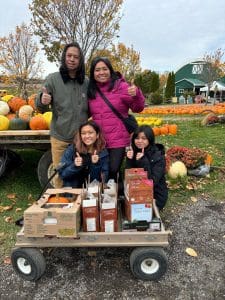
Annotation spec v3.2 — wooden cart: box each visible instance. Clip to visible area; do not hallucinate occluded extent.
[11,197,171,282]
[0,130,52,187]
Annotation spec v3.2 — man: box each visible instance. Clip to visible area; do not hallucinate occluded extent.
[36,42,89,187]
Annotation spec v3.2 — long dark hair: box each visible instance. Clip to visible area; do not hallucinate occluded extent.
[87,57,119,99]
[74,120,106,153]
[59,42,85,84]
[131,125,155,153]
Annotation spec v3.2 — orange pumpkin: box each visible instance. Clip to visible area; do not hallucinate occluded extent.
[160,126,169,135]
[28,94,37,110]
[152,127,161,136]
[29,115,48,130]
[6,113,16,120]
[47,196,69,203]
[8,97,27,112]
[168,124,178,135]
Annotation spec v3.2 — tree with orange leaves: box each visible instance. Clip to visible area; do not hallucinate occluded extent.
[200,48,225,105]
[0,23,43,99]
[89,42,141,81]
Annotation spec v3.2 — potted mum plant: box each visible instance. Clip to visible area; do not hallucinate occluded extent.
[166,146,212,176]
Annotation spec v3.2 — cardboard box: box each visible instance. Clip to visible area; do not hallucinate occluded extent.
[100,195,118,232]
[82,198,99,232]
[125,178,154,202]
[125,197,153,222]
[125,168,148,182]
[24,188,82,238]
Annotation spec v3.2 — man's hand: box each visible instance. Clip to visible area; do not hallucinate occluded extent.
[41,87,52,105]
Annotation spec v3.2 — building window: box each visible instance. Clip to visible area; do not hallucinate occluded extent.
[179,89,184,94]
[192,64,203,74]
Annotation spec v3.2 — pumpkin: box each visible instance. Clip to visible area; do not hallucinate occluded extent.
[168,161,187,179]
[168,124,178,135]
[0,101,10,115]
[6,113,16,120]
[1,94,14,103]
[9,114,28,130]
[28,94,37,110]
[160,126,169,135]
[42,111,52,129]
[152,127,161,136]
[29,115,48,130]
[8,97,27,112]
[47,196,69,203]
[18,105,34,121]
[0,115,10,130]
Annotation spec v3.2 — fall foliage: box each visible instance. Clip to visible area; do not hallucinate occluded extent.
[89,43,141,80]
[200,48,225,104]
[29,0,123,63]
[0,23,43,99]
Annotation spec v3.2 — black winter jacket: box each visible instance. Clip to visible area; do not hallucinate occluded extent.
[125,143,168,209]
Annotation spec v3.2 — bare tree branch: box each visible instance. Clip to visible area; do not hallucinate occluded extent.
[29,0,123,63]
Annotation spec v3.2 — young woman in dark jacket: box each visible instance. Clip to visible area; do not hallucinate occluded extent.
[59,120,109,188]
[125,125,168,209]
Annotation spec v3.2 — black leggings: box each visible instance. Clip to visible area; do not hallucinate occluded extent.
[108,147,126,181]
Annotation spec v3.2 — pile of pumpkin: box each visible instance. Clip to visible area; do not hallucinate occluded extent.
[141,103,225,115]
[0,94,52,131]
[136,116,178,136]
[152,123,178,136]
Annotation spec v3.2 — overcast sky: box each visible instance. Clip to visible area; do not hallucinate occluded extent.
[1,0,225,76]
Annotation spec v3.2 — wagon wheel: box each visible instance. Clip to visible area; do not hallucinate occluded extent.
[11,248,46,281]
[130,247,168,281]
[37,150,54,188]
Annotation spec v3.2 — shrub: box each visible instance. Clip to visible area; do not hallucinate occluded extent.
[149,91,163,105]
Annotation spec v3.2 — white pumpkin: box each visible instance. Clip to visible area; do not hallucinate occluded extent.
[18,105,34,121]
[0,101,10,115]
[168,161,187,179]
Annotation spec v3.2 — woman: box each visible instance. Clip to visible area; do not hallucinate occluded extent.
[88,57,145,181]
[58,120,109,187]
[126,125,168,210]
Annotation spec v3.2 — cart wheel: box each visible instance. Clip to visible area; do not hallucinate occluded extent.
[37,150,54,188]
[130,247,167,281]
[11,248,46,281]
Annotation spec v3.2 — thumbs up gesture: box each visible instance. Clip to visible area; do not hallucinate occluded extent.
[136,148,144,160]
[91,150,99,164]
[128,79,137,97]
[74,152,83,167]
[126,146,134,159]
[41,87,52,105]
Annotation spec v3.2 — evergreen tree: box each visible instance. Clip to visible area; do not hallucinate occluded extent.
[165,72,172,99]
[171,71,175,97]
[150,72,160,93]
[165,72,175,99]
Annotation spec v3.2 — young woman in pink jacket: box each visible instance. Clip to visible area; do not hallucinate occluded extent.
[88,57,145,183]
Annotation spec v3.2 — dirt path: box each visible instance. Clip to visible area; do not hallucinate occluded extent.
[0,198,225,300]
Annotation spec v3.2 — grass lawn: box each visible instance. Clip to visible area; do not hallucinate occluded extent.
[0,117,224,260]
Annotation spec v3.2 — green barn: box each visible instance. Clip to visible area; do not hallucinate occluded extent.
[175,60,225,100]
[175,60,206,97]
